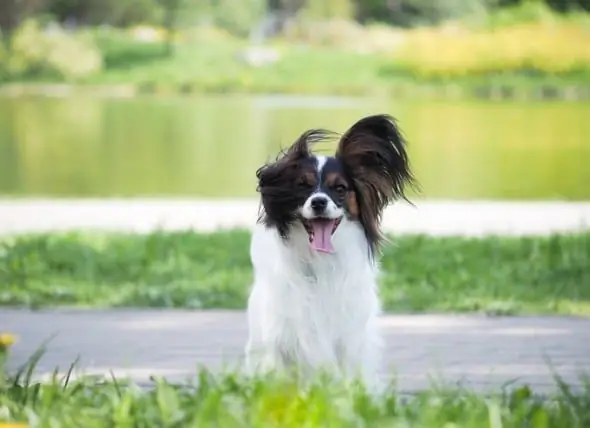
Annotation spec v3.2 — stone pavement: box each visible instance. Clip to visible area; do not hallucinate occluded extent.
[2,309,589,394]
[1,198,589,237]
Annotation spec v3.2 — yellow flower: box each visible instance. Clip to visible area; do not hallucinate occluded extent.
[0,424,29,428]
[0,333,17,348]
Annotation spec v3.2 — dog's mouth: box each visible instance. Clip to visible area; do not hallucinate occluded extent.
[302,217,342,253]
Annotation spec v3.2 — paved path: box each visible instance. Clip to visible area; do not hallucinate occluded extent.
[1,199,589,237]
[2,309,589,393]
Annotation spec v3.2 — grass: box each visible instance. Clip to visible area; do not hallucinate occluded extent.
[1,345,590,427]
[0,230,589,315]
[88,40,396,96]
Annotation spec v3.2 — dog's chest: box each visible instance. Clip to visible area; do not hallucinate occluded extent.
[284,260,375,336]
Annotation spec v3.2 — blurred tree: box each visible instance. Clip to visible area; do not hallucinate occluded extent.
[552,0,590,10]
[261,0,305,37]
[44,0,163,27]
[208,0,267,37]
[0,0,43,47]
[157,0,182,55]
[305,0,354,19]
[0,0,18,46]
[498,0,590,10]
[356,0,500,26]
[268,0,306,17]
[5,0,590,36]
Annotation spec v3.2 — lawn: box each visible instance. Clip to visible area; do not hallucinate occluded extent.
[1,230,589,315]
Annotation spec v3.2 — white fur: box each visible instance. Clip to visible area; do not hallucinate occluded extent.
[315,154,328,170]
[244,216,383,390]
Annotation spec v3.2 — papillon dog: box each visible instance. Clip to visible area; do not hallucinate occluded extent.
[244,114,415,390]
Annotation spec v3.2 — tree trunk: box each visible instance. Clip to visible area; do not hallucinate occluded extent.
[162,0,181,57]
[0,0,19,49]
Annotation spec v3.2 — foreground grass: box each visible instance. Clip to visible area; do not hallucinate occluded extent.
[1,347,590,428]
[2,370,590,427]
[1,231,589,315]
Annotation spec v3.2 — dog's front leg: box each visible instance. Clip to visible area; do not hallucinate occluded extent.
[245,316,302,374]
[336,328,383,393]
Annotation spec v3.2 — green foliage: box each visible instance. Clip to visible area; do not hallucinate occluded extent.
[1,351,590,427]
[475,0,578,26]
[0,44,9,82]
[304,0,355,19]
[1,231,589,315]
[356,0,496,26]
[4,0,590,38]
[42,0,265,38]
[502,0,590,12]
[45,0,164,27]
[1,19,102,81]
[204,0,266,37]
[357,0,588,26]
[91,29,166,69]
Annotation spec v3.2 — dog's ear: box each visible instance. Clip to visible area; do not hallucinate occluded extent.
[281,129,324,161]
[256,128,333,191]
[336,114,416,245]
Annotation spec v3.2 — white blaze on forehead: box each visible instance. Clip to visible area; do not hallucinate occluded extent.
[315,155,328,176]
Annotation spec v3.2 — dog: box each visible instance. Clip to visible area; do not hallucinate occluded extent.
[244,114,415,390]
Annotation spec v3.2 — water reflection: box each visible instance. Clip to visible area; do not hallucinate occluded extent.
[0,95,588,199]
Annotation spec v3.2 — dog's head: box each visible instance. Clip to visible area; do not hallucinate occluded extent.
[256,114,416,254]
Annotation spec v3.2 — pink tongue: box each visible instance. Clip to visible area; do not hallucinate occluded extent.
[310,219,336,253]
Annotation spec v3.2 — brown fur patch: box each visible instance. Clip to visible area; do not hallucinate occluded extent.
[345,191,360,219]
[299,170,317,188]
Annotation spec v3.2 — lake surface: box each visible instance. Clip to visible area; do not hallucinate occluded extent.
[0,95,588,200]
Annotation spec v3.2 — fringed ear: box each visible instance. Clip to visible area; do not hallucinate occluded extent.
[255,128,334,237]
[336,114,416,248]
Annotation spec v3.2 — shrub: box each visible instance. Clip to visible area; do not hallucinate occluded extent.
[393,21,590,78]
[357,0,498,27]
[3,20,103,81]
[204,0,266,38]
[91,27,166,69]
[282,19,366,46]
[0,44,9,82]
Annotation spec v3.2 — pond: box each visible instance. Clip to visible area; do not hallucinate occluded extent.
[0,95,588,200]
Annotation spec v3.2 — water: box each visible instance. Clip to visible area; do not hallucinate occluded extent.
[0,95,588,200]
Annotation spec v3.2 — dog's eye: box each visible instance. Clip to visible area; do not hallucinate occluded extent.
[333,184,347,194]
[297,180,313,189]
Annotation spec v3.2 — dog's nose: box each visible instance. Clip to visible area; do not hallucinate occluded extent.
[310,197,328,213]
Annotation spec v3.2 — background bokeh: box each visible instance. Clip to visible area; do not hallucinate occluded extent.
[1,0,589,199]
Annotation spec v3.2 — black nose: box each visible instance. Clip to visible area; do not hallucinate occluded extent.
[310,197,328,213]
